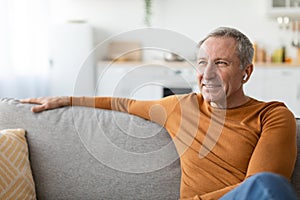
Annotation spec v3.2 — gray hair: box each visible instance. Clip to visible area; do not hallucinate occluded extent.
[198,27,254,70]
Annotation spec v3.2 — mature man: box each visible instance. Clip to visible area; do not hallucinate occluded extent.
[21,27,298,200]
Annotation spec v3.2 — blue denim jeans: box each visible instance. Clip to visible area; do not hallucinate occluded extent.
[220,172,298,200]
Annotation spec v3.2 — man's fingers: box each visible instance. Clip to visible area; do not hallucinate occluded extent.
[19,98,31,103]
[31,104,47,113]
[20,98,40,104]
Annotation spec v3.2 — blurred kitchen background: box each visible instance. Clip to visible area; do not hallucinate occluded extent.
[1,0,300,116]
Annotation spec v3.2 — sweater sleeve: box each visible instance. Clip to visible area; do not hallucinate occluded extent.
[245,105,297,179]
[70,95,180,127]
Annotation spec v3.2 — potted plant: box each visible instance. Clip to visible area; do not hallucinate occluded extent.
[144,0,152,27]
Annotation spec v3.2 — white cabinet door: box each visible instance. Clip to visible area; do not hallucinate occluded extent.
[124,66,163,100]
[245,67,300,117]
[264,68,297,101]
[244,68,267,101]
[265,68,300,117]
[96,66,130,97]
[96,65,163,100]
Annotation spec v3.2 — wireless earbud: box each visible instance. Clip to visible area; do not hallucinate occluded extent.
[243,74,247,81]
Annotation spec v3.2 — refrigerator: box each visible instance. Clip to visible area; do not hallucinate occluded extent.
[49,22,95,96]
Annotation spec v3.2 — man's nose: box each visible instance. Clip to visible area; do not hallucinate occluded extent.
[203,63,217,79]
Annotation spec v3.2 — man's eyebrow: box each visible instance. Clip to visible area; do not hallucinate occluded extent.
[197,57,230,61]
[215,57,230,60]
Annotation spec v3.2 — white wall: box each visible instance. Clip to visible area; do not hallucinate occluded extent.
[48,0,298,61]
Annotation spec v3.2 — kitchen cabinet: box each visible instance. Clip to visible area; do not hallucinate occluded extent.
[267,0,300,19]
[96,62,197,100]
[244,66,300,117]
[96,63,163,100]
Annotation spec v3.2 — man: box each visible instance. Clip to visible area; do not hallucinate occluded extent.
[21,27,298,200]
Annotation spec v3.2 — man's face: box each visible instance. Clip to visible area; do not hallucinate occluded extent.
[197,37,245,108]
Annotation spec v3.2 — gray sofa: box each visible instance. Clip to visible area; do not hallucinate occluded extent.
[0,98,299,199]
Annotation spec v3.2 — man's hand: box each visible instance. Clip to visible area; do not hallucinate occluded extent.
[20,96,70,113]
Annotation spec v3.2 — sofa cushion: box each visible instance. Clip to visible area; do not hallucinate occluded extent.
[0,129,36,199]
[0,98,181,200]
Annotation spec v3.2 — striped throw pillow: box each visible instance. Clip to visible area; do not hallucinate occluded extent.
[0,129,36,200]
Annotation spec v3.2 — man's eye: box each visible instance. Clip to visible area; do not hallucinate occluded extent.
[215,61,229,67]
[198,60,207,67]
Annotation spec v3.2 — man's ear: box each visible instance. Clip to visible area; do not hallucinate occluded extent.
[242,64,253,83]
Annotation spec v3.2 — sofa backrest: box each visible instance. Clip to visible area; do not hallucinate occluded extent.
[0,98,181,200]
[0,98,299,199]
